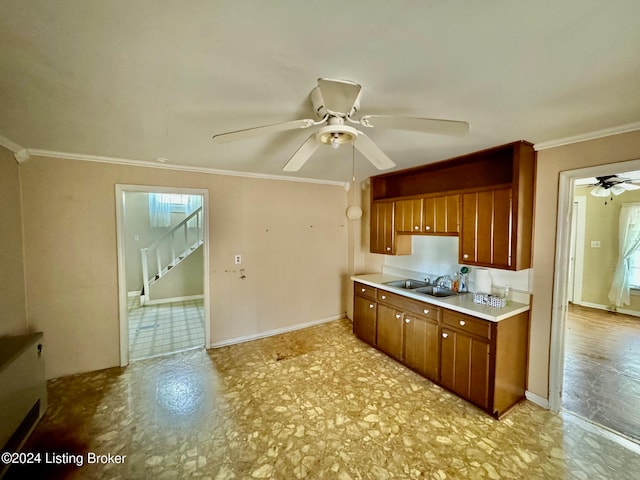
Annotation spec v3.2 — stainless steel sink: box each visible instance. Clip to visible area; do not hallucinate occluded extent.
[414,286,459,298]
[384,279,429,289]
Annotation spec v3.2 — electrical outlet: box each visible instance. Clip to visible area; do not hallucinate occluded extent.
[591,240,601,248]
[234,254,242,265]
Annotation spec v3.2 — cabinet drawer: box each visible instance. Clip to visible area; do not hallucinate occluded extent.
[377,290,440,322]
[442,310,491,339]
[355,283,377,300]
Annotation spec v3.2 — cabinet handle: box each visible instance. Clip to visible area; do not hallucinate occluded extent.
[463,253,469,259]
[405,318,411,324]
[459,320,466,326]
[361,288,366,293]
[423,309,429,315]
[386,247,391,251]
[381,295,386,300]
[425,225,431,231]
[369,304,375,309]
[396,314,402,319]
[414,225,419,230]
[442,333,449,339]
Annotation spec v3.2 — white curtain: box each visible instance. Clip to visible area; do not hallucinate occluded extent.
[148,193,172,227]
[186,195,202,228]
[608,203,640,306]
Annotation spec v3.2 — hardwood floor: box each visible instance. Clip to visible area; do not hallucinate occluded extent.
[563,304,640,442]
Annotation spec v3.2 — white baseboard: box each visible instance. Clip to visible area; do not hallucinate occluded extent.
[144,294,204,306]
[576,301,640,318]
[210,314,345,349]
[525,391,550,409]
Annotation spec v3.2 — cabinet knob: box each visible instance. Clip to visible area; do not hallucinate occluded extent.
[386,247,391,251]
[381,295,386,300]
[459,320,466,326]
[414,225,419,230]
[423,309,429,315]
[442,333,449,339]
[369,304,375,309]
[361,288,366,293]
[463,253,469,259]
[405,318,411,324]
[396,314,402,319]
[425,225,431,231]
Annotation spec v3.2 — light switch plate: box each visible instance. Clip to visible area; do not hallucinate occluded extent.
[591,241,601,248]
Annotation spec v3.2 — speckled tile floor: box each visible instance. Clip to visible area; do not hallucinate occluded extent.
[9,319,640,479]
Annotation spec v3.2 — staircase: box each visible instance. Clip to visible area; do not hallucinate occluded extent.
[140,207,203,305]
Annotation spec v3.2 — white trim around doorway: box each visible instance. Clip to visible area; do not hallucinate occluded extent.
[115,184,211,367]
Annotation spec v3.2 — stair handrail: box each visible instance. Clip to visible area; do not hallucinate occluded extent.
[140,206,203,303]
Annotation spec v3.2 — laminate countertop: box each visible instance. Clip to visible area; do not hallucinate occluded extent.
[352,273,530,322]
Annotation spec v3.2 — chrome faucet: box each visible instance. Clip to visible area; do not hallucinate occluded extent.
[434,275,452,288]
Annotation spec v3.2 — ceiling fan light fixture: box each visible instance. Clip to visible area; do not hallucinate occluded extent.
[590,185,609,197]
[610,184,626,196]
[316,124,358,148]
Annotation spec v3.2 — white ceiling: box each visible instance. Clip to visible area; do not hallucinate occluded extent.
[1,0,639,182]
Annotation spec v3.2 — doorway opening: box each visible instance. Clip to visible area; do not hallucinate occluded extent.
[115,185,210,365]
[550,160,640,445]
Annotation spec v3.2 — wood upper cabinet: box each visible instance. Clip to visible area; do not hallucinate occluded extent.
[369,141,535,270]
[460,188,513,268]
[370,201,411,255]
[424,194,459,235]
[395,198,423,233]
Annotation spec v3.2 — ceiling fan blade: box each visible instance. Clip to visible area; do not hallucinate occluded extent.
[360,115,469,136]
[619,182,640,190]
[590,186,610,197]
[282,134,321,172]
[212,118,317,143]
[317,78,362,115]
[353,132,395,170]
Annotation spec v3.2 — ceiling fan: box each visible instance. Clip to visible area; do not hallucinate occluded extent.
[590,175,640,197]
[212,78,470,172]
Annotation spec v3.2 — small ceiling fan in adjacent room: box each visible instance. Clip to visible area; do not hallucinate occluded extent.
[590,175,640,198]
[212,78,470,172]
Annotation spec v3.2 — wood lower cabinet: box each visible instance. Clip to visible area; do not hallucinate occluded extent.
[441,309,529,417]
[352,281,529,418]
[440,326,490,409]
[404,313,439,381]
[353,290,377,346]
[376,304,404,360]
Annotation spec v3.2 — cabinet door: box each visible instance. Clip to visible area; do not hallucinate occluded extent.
[403,314,439,381]
[440,328,490,409]
[354,295,377,346]
[395,198,423,233]
[460,189,513,268]
[376,304,404,360]
[370,201,411,255]
[424,194,459,234]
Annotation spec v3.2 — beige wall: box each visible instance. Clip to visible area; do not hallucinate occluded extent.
[531,130,640,399]
[20,156,349,379]
[574,186,640,311]
[0,147,28,336]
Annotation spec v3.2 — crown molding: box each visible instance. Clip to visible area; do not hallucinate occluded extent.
[0,134,24,153]
[26,149,349,188]
[534,121,640,151]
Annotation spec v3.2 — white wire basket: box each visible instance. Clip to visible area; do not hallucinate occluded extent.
[473,293,506,308]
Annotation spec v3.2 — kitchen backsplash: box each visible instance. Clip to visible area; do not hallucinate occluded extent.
[382,236,532,302]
